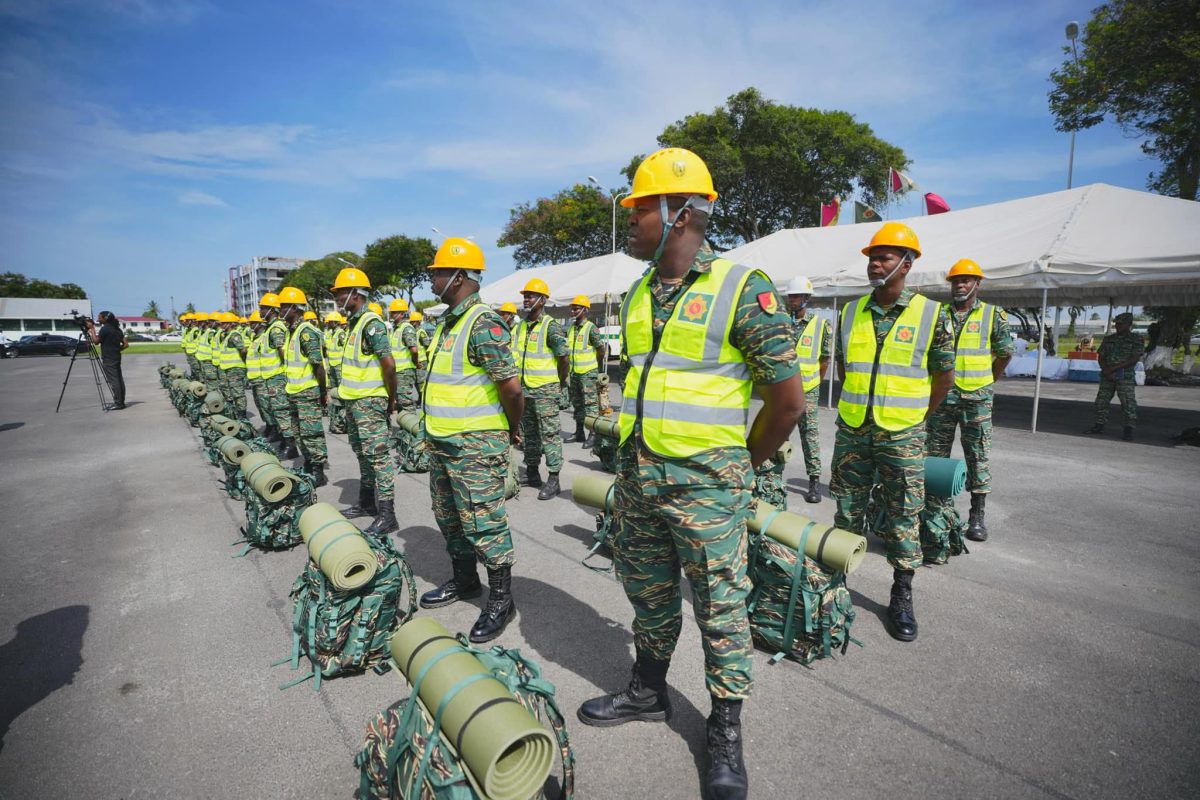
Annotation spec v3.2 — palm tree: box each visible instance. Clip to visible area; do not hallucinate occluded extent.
[144,300,161,319]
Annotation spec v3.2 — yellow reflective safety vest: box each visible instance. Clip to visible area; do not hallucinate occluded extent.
[390,322,416,371]
[339,312,387,401]
[423,303,508,438]
[259,320,287,379]
[323,329,343,369]
[569,320,599,374]
[618,258,754,459]
[838,293,939,431]
[245,330,262,380]
[217,329,245,371]
[952,302,998,391]
[515,315,559,389]
[211,329,229,368]
[182,328,195,354]
[794,314,823,393]
[195,328,213,363]
[285,321,321,394]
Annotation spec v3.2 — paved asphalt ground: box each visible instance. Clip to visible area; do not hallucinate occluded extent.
[1,353,1197,800]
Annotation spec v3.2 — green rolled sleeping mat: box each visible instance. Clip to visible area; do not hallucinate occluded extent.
[240,452,294,503]
[924,456,967,499]
[187,380,208,398]
[204,393,225,414]
[571,472,615,514]
[216,436,250,466]
[390,617,557,800]
[171,377,190,393]
[168,367,184,380]
[584,413,619,439]
[775,441,793,464]
[206,414,239,437]
[393,410,423,437]
[298,502,378,591]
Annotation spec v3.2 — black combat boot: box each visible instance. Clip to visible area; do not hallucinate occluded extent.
[259,423,274,440]
[419,558,482,609]
[308,461,328,488]
[279,437,300,459]
[1084,423,1105,434]
[804,475,821,504]
[469,566,516,642]
[537,472,560,501]
[522,465,543,488]
[577,656,671,727]
[573,423,586,443]
[886,569,918,642]
[966,493,988,542]
[706,698,748,800]
[365,499,398,536]
[342,485,377,518]
[1123,425,1134,441]
[583,432,594,450]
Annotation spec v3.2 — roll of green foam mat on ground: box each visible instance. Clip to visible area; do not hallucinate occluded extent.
[751,501,867,574]
[216,436,249,466]
[168,368,184,379]
[390,617,556,800]
[240,452,293,502]
[187,381,207,398]
[207,415,239,437]
[924,456,966,499]
[393,410,423,436]
[204,393,225,414]
[172,378,190,392]
[298,502,378,590]
[584,414,619,438]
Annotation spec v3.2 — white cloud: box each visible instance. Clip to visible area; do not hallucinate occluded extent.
[179,189,228,207]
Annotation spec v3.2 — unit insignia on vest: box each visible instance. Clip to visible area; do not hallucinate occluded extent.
[894,325,915,343]
[966,321,981,333]
[442,334,456,351]
[801,335,813,347]
[680,292,712,324]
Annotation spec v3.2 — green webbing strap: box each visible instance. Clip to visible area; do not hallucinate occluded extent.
[408,673,496,799]
[315,530,360,569]
[746,508,784,617]
[582,483,617,573]
[770,521,816,664]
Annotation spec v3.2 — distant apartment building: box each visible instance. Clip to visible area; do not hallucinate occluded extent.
[228,256,307,316]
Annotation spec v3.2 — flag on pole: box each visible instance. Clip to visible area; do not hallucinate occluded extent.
[890,168,916,193]
[924,192,951,215]
[820,197,841,227]
[853,201,883,224]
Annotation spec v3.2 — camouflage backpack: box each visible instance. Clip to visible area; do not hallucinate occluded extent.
[920,496,969,566]
[752,455,788,511]
[395,426,431,474]
[329,397,348,435]
[747,522,859,665]
[355,637,575,800]
[233,470,316,556]
[277,536,417,691]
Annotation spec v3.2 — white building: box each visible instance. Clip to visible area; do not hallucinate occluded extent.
[228,256,307,316]
[0,297,94,339]
[117,316,169,332]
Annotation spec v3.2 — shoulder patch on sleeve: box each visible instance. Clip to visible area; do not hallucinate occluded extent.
[757,292,778,314]
[490,326,504,340]
[998,308,1008,320]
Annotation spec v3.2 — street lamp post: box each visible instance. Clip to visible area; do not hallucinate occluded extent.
[588,176,630,254]
[1065,21,1081,189]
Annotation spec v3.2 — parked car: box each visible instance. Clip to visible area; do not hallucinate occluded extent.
[155,332,182,342]
[10,333,90,357]
[126,333,156,342]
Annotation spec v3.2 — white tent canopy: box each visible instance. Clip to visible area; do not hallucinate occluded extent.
[724,184,1200,307]
[480,252,648,307]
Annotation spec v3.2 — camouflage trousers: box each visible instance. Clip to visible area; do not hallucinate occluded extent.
[185,354,200,380]
[263,375,296,440]
[569,370,599,425]
[427,431,515,569]
[796,385,822,477]
[927,392,993,493]
[611,472,754,700]
[346,395,394,501]
[521,384,563,473]
[201,361,220,386]
[1094,379,1137,426]
[753,457,787,510]
[391,369,420,458]
[220,367,248,419]
[830,419,926,571]
[286,386,328,465]
[249,380,275,427]
[327,366,347,434]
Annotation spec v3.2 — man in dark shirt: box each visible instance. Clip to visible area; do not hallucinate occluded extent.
[87,311,128,409]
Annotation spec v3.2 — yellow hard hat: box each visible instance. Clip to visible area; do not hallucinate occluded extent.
[388,298,410,313]
[410,311,423,322]
[862,222,922,258]
[499,301,518,314]
[238,316,248,324]
[368,302,383,316]
[259,292,281,308]
[570,295,591,308]
[221,312,239,323]
[193,312,209,321]
[179,313,190,321]
[249,311,263,322]
[277,286,308,306]
[522,278,550,297]
[430,237,485,271]
[303,310,317,320]
[946,258,984,280]
[332,267,371,291]
[621,147,718,208]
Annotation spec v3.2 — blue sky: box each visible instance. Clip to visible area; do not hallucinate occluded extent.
[1,0,1155,316]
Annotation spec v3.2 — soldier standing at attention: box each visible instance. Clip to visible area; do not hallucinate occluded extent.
[418,238,525,643]
[331,268,398,535]
[259,292,299,459]
[180,314,198,378]
[388,298,422,414]
[926,259,1013,541]
[577,149,804,800]
[1086,312,1144,441]
[410,310,431,394]
[831,222,955,642]
[324,311,348,435]
[217,312,249,420]
[497,301,518,331]
[567,294,606,448]
[244,311,276,440]
[514,279,570,500]
[278,286,329,487]
[785,276,832,504]
[199,314,222,386]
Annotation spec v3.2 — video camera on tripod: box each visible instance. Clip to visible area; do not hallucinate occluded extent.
[67,309,94,332]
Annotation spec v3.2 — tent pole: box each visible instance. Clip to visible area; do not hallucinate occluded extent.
[1031,288,1048,433]
[1053,305,1062,349]
[828,297,838,410]
[1106,302,1113,334]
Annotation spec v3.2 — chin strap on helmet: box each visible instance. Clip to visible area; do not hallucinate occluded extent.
[869,249,914,288]
[651,194,712,264]
[436,269,462,304]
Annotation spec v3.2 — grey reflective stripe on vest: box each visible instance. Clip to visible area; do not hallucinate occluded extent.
[838,391,929,409]
[424,402,505,418]
[341,313,385,371]
[841,295,938,373]
[956,304,996,357]
[626,351,750,380]
[518,317,551,356]
[429,304,503,391]
[620,396,749,427]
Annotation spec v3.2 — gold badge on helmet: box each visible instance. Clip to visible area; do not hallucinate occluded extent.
[672,160,687,178]
[451,244,466,257]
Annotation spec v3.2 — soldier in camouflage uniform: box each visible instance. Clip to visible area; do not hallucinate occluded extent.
[497,301,518,332]
[418,238,526,644]
[199,316,222,386]
[323,312,348,435]
[513,280,570,500]
[386,299,423,472]
[410,310,431,398]
[279,287,329,486]
[925,259,1014,543]
[830,222,955,643]
[1087,312,1144,441]
[218,312,249,420]
[566,295,606,448]
[785,276,832,504]
[258,292,299,458]
[245,312,277,439]
[577,149,804,800]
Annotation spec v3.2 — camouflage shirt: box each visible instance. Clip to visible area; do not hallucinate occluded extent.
[570,318,604,351]
[292,322,323,366]
[945,300,1014,402]
[618,246,800,492]
[346,310,391,359]
[793,310,832,361]
[267,320,289,351]
[1098,330,1145,381]
[225,330,245,354]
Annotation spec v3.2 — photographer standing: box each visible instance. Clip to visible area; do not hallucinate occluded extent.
[87,311,128,410]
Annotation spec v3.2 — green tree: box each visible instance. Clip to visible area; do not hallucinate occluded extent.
[1144,306,1200,355]
[624,87,908,248]
[1048,0,1200,199]
[184,302,196,314]
[0,272,87,299]
[1066,305,1086,337]
[276,252,358,304]
[144,300,160,319]
[498,183,629,268]
[362,235,436,303]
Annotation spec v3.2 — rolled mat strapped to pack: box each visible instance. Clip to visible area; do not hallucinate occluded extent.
[206,414,239,437]
[187,380,208,398]
[924,456,967,499]
[299,502,378,591]
[583,414,619,439]
[204,393,225,414]
[390,617,556,800]
[216,436,250,466]
[240,452,294,503]
[392,410,423,437]
[168,368,184,380]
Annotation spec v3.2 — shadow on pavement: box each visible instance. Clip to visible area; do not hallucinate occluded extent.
[0,422,24,432]
[993,394,1197,448]
[0,605,90,754]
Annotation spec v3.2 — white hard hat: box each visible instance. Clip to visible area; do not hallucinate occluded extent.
[785,276,814,295]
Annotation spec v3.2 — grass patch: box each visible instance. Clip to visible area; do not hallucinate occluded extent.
[125,343,182,354]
